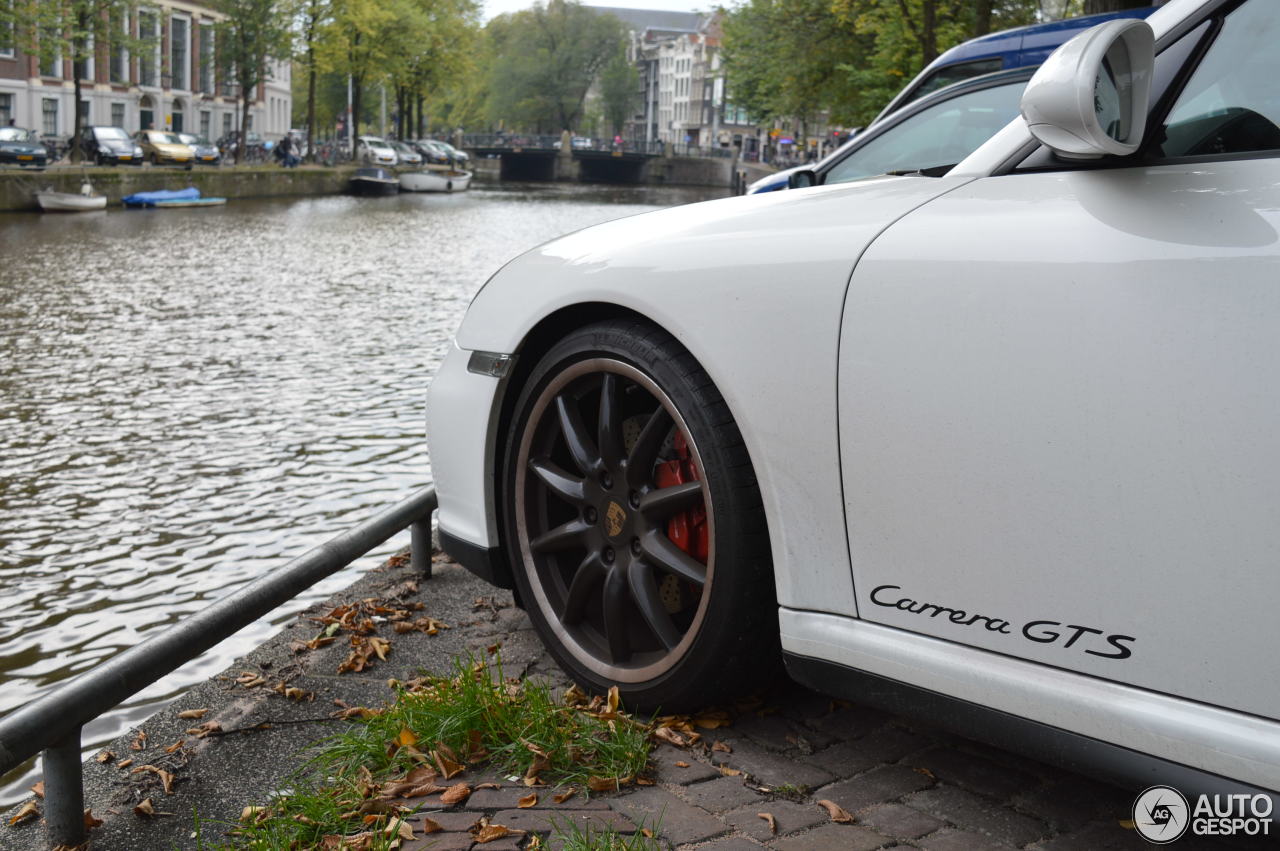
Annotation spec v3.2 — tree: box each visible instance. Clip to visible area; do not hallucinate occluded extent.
[292,0,334,161]
[599,45,637,137]
[1,0,140,161]
[484,0,625,134]
[211,0,291,163]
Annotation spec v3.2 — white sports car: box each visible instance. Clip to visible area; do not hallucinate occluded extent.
[427,0,1279,804]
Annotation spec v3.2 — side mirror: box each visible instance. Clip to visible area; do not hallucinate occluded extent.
[1020,18,1154,159]
[788,169,816,189]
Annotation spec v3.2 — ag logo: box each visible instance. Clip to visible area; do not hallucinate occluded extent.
[1133,785,1190,844]
[605,501,626,538]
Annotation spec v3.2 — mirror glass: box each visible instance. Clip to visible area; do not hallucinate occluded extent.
[789,170,815,188]
[1095,40,1131,142]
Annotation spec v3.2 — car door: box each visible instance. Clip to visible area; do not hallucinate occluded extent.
[839,0,1280,721]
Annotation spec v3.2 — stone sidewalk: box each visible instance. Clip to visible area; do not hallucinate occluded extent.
[0,552,1263,850]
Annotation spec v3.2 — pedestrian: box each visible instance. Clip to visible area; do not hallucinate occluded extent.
[278,134,298,168]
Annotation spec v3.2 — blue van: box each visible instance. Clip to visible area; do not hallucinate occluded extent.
[874,6,1159,121]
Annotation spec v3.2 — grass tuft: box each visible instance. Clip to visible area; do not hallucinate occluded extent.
[205,654,651,849]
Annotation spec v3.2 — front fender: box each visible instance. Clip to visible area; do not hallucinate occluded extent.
[454,175,973,616]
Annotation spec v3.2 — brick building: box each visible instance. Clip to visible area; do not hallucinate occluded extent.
[0,1,290,142]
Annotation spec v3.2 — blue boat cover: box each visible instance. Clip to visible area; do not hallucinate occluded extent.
[122,187,202,206]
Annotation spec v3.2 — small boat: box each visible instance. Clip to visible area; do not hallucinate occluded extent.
[36,181,107,212]
[122,187,227,208]
[350,167,399,196]
[399,169,472,193]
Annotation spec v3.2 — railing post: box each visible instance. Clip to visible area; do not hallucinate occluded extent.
[42,727,85,850]
[411,516,432,579]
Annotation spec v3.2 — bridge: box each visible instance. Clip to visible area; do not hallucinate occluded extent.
[459,132,738,186]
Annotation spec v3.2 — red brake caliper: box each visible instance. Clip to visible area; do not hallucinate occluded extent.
[654,431,709,562]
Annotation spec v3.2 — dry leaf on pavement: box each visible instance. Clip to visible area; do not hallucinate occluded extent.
[8,801,37,826]
[758,812,777,834]
[440,782,471,805]
[517,793,538,808]
[817,799,854,823]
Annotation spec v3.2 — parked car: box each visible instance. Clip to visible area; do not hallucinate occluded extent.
[0,127,50,168]
[78,126,143,166]
[430,139,470,164]
[874,4,1159,122]
[135,130,194,167]
[178,133,222,166]
[426,0,1280,811]
[390,141,422,166]
[782,67,1032,189]
[357,135,398,166]
[411,139,454,165]
[748,133,860,194]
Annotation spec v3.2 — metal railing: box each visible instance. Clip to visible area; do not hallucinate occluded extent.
[0,487,438,849]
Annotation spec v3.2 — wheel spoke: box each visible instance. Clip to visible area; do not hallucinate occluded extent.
[639,481,703,520]
[562,553,603,624]
[640,529,707,587]
[603,565,631,662]
[628,560,681,650]
[530,518,590,554]
[556,394,601,475]
[626,406,672,488]
[529,457,586,505]
[598,373,625,470]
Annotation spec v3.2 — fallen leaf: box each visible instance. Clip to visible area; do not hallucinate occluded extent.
[388,818,415,841]
[8,801,38,826]
[369,636,391,660]
[164,739,185,754]
[394,727,418,748]
[552,787,577,804]
[133,799,156,818]
[674,761,690,768]
[712,740,732,753]
[95,750,115,763]
[116,758,134,769]
[653,727,689,748]
[131,764,176,795]
[177,708,208,720]
[486,642,501,654]
[817,799,854,824]
[606,685,621,716]
[642,828,654,838]
[527,834,544,850]
[693,711,731,729]
[758,812,777,834]
[186,721,221,738]
[474,782,501,790]
[440,782,471,805]
[517,793,538,808]
[523,752,551,787]
[915,766,936,779]
[130,731,147,751]
[587,776,619,793]
[30,781,44,799]
[236,671,266,688]
[421,816,444,833]
[474,823,523,843]
[636,777,655,786]
[84,809,104,829]
[434,749,465,780]
[718,765,743,777]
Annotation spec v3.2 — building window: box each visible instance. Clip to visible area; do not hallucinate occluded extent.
[138,9,159,87]
[199,109,210,138]
[110,13,128,83]
[78,99,90,123]
[0,4,12,59]
[111,102,125,127]
[0,94,12,124]
[198,26,214,93]
[42,98,58,135]
[170,15,188,90]
[221,112,231,137]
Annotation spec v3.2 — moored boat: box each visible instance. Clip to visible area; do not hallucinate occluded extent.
[122,187,227,208]
[35,182,108,212]
[399,169,471,193]
[350,167,400,196]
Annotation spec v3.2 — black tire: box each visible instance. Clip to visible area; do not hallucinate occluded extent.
[501,320,778,712]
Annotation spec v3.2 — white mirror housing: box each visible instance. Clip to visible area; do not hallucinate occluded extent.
[1020,18,1155,159]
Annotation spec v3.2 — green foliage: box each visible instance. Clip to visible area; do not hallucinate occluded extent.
[599,45,639,137]
[211,0,291,160]
[551,814,664,850]
[484,0,626,133]
[722,0,1039,128]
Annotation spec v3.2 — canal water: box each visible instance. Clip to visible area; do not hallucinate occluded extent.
[0,181,724,804]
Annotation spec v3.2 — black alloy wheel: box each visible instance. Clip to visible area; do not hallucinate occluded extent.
[502,320,777,710]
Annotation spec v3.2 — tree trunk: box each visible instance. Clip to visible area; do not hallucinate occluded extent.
[972,0,994,37]
[921,0,938,65]
[352,77,362,148]
[70,11,88,162]
[416,95,424,138]
[239,86,252,165]
[306,41,316,163]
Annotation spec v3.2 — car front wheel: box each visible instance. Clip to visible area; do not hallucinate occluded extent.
[501,320,777,711]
